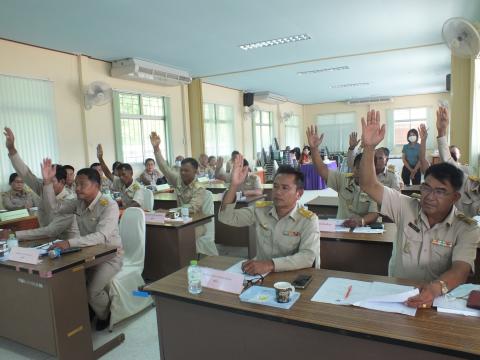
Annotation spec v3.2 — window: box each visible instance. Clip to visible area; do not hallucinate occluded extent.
[254,110,273,154]
[285,115,301,148]
[0,74,58,187]
[393,107,428,145]
[203,103,234,157]
[315,112,356,152]
[114,92,169,163]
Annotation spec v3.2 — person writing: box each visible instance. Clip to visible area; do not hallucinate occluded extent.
[218,155,320,275]
[359,109,479,309]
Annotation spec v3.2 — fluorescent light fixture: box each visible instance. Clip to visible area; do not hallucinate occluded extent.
[297,66,350,75]
[330,82,370,89]
[239,34,311,51]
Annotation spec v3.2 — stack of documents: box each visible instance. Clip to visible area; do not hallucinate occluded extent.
[311,277,419,316]
[433,284,480,316]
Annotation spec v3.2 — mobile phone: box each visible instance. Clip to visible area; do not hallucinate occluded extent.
[292,274,312,289]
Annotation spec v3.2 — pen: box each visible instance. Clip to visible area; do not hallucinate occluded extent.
[344,285,352,300]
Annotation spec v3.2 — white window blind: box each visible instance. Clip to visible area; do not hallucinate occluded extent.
[113,92,169,164]
[0,74,59,188]
[285,114,301,148]
[254,110,273,154]
[203,103,234,157]
[315,112,356,152]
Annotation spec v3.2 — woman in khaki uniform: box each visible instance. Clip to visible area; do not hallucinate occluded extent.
[2,173,40,210]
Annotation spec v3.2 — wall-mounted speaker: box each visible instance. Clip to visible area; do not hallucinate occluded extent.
[243,92,254,107]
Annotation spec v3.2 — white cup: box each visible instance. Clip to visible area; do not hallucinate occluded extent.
[274,281,296,303]
[181,206,189,218]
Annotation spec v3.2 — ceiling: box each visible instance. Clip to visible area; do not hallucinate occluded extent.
[1,0,479,104]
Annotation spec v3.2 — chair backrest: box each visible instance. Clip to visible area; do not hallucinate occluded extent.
[143,188,154,211]
[119,207,146,268]
[202,189,214,216]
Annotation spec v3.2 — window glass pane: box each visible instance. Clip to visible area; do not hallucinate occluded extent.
[410,107,427,120]
[203,103,215,121]
[142,119,167,161]
[315,112,355,152]
[142,96,164,116]
[119,93,140,115]
[393,109,410,121]
[120,118,143,163]
[217,122,233,156]
[261,125,271,149]
[254,111,261,124]
[202,103,234,157]
[204,122,216,156]
[255,125,262,153]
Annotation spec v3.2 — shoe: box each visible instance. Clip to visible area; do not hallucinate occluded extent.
[95,312,111,331]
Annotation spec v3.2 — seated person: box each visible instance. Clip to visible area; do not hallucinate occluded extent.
[4,127,76,227]
[207,156,217,179]
[111,161,122,178]
[90,162,113,193]
[299,145,311,164]
[137,158,165,186]
[43,163,123,330]
[436,106,480,217]
[236,159,263,197]
[215,151,240,181]
[219,158,320,274]
[96,144,143,208]
[173,155,184,172]
[150,131,218,256]
[197,153,209,177]
[360,109,480,309]
[306,125,378,227]
[63,165,76,194]
[2,173,40,211]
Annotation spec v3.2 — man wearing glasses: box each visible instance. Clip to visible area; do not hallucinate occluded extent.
[218,154,320,275]
[360,110,479,309]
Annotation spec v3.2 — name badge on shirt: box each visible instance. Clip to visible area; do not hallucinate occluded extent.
[282,231,300,236]
[431,239,453,248]
[408,222,420,233]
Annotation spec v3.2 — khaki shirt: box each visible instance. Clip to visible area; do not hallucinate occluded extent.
[136,169,163,186]
[327,171,378,219]
[381,187,479,282]
[438,136,471,175]
[457,176,480,217]
[218,201,320,272]
[112,177,144,208]
[238,174,262,193]
[2,189,40,211]
[101,176,113,192]
[16,213,79,241]
[377,167,401,191]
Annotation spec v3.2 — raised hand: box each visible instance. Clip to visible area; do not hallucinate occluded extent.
[41,158,56,184]
[361,110,385,147]
[436,106,449,137]
[306,125,324,149]
[349,132,361,149]
[418,124,428,142]
[230,153,248,187]
[4,127,15,150]
[216,156,224,170]
[96,144,103,159]
[150,131,161,149]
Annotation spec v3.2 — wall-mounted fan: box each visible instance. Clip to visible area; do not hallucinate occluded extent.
[243,104,260,121]
[280,111,295,122]
[442,17,480,58]
[84,81,113,110]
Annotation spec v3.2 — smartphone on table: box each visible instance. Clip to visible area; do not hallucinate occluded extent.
[292,274,312,289]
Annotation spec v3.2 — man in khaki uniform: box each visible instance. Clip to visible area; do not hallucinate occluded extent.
[219,156,320,275]
[360,109,480,309]
[150,132,218,256]
[306,126,378,228]
[3,127,76,227]
[45,164,123,331]
[236,159,263,196]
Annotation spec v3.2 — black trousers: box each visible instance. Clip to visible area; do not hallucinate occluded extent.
[401,166,421,186]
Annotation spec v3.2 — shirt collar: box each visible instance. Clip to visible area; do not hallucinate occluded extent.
[419,205,456,229]
[268,202,300,222]
[56,187,69,200]
[87,191,102,212]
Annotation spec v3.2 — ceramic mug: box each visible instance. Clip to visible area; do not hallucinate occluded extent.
[274,281,295,303]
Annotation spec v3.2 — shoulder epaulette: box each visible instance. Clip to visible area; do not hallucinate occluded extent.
[298,207,314,219]
[468,175,480,183]
[255,200,273,208]
[99,198,109,207]
[132,183,140,191]
[456,213,477,226]
[387,164,396,173]
[345,173,354,178]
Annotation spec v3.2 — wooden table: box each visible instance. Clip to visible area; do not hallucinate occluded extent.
[320,223,396,276]
[0,244,123,360]
[304,188,339,217]
[143,213,215,281]
[0,215,39,231]
[401,185,421,196]
[146,256,480,360]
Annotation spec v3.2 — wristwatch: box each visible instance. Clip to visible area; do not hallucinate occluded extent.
[436,280,449,295]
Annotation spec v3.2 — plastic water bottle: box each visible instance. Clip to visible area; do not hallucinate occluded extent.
[188,260,202,294]
[6,233,18,249]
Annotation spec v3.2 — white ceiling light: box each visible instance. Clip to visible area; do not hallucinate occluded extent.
[330,82,370,89]
[239,33,311,51]
[297,66,350,75]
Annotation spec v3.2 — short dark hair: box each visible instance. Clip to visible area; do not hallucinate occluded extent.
[243,159,249,167]
[144,158,155,166]
[55,165,67,182]
[376,147,390,158]
[112,161,121,171]
[208,156,216,162]
[8,173,19,185]
[77,168,101,185]
[353,153,363,167]
[407,129,419,140]
[63,165,74,172]
[90,162,101,168]
[231,150,240,158]
[424,163,464,191]
[274,165,304,190]
[118,163,133,173]
[181,157,199,169]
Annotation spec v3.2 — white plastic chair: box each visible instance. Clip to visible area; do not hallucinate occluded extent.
[108,207,153,330]
[142,188,154,211]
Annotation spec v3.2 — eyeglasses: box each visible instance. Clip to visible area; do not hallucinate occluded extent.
[243,274,264,290]
[420,184,455,198]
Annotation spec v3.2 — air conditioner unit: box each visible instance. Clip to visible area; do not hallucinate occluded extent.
[346,96,393,105]
[254,91,288,104]
[111,58,192,86]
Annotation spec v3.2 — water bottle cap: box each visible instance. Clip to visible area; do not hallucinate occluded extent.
[8,233,15,239]
[190,260,198,266]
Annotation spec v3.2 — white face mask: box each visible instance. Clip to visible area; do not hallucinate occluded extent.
[175,160,182,167]
[408,135,417,143]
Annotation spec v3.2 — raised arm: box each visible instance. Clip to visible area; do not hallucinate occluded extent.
[97,144,114,181]
[214,156,227,181]
[418,124,430,174]
[346,132,360,169]
[306,125,328,180]
[150,131,180,186]
[436,106,457,166]
[359,110,385,204]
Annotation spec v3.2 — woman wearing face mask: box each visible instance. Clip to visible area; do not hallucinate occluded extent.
[401,129,421,185]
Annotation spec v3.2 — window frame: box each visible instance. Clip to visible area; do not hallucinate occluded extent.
[392,106,429,146]
[253,110,273,155]
[203,102,235,157]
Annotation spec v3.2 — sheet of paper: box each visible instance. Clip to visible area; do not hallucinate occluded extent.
[200,267,244,294]
[318,219,336,232]
[8,247,41,265]
[352,227,385,234]
[433,283,480,317]
[335,226,352,232]
[145,213,165,223]
[310,277,372,305]
[225,260,270,281]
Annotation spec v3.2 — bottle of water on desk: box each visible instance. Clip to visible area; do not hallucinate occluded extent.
[188,260,202,294]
